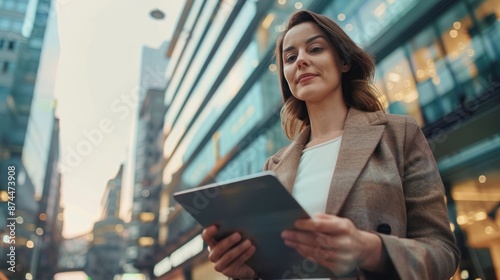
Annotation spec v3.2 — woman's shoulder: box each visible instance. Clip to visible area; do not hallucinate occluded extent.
[381,113,426,148]
[351,109,419,131]
[384,112,420,131]
[264,145,289,170]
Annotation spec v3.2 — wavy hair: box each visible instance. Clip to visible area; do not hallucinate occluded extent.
[275,10,385,139]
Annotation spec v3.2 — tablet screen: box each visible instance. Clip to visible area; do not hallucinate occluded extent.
[173,171,334,279]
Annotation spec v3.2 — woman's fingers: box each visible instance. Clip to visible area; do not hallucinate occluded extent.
[285,235,357,276]
[208,232,241,262]
[202,225,219,248]
[294,214,351,235]
[282,229,346,252]
[202,226,257,278]
[214,239,254,272]
[221,244,257,277]
[282,214,367,276]
[283,234,338,261]
[228,242,256,269]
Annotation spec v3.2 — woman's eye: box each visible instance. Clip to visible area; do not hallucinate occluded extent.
[285,55,296,63]
[310,47,323,53]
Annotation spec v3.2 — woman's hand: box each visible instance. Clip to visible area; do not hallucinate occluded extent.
[202,225,257,279]
[281,213,384,276]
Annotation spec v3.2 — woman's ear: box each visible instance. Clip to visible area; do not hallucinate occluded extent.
[342,61,351,72]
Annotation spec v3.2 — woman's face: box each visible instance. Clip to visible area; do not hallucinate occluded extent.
[282,22,348,104]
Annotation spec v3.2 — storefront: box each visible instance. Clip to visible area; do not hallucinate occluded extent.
[154,234,226,280]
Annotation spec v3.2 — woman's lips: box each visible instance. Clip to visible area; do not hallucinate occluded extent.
[298,74,317,83]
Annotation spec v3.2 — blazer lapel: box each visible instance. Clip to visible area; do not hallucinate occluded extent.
[270,126,311,193]
[325,108,387,215]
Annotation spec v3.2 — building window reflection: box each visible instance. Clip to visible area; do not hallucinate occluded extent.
[452,170,500,279]
[470,0,500,70]
[323,0,419,47]
[375,47,424,125]
[375,0,500,126]
[437,3,489,104]
[408,26,456,123]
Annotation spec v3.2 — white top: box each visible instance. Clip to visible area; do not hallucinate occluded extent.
[293,135,342,216]
[284,136,342,280]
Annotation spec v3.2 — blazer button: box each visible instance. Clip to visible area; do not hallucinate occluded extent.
[376,223,392,234]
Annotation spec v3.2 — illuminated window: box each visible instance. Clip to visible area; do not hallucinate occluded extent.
[437,3,491,100]
[376,48,424,126]
[408,27,456,123]
[470,0,500,79]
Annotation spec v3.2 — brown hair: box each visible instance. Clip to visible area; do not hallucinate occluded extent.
[275,10,385,139]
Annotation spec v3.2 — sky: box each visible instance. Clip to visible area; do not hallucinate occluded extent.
[48,0,185,238]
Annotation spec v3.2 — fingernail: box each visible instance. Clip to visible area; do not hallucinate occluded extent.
[232,233,241,241]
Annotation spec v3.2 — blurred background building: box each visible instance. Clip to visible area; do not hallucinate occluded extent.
[86,164,126,280]
[32,117,64,279]
[152,0,500,279]
[56,232,92,275]
[121,41,170,279]
[0,0,63,279]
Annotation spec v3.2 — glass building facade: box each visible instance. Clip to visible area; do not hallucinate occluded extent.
[154,0,500,279]
[0,0,60,279]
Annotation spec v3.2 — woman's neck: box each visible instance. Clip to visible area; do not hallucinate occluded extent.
[305,101,348,148]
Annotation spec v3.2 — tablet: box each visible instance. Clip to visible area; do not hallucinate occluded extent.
[173,171,334,279]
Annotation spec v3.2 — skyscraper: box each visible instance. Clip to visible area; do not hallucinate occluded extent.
[0,0,59,278]
[123,41,169,278]
[86,164,125,280]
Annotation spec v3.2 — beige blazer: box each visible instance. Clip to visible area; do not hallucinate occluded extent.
[263,108,460,280]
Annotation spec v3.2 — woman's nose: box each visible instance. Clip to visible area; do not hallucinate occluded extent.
[295,51,309,67]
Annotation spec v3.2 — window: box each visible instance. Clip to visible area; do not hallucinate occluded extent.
[323,0,419,47]
[375,48,424,125]
[163,0,230,133]
[16,1,27,12]
[408,26,457,122]
[11,21,22,33]
[4,0,14,10]
[162,0,258,163]
[0,18,9,31]
[29,38,43,49]
[376,1,500,126]
[437,3,491,100]
[35,14,48,26]
[8,40,15,51]
[469,0,500,75]
[2,62,9,74]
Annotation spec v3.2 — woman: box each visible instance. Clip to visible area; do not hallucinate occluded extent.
[202,10,460,279]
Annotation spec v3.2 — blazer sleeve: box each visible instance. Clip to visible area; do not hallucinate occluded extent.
[376,116,460,279]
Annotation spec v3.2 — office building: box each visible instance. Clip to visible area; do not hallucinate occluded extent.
[56,232,92,273]
[0,0,59,278]
[32,117,64,280]
[125,89,167,278]
[152,0,498,279]
[86,164,126,280]
[121,41,169,278]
